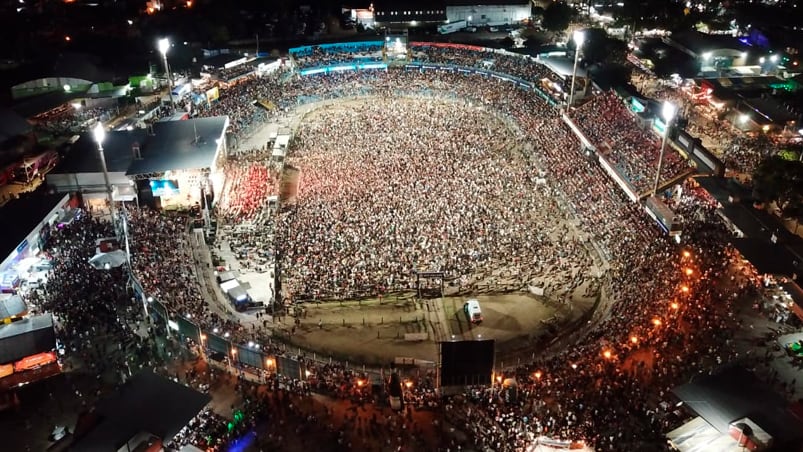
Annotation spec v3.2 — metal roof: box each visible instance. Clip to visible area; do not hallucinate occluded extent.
[673,366,803,447]
[125,116,228,175]
[70,371,211,452]
[0,193,69,264]
[51,129,147,175]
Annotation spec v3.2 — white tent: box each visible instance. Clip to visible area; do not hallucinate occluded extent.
[88,250,128,270]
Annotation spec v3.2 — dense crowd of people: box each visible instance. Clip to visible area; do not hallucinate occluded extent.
[571,91,691,194]
[275,95,590,300]
[18,44,797,452]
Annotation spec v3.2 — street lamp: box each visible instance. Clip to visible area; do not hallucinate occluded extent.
[93,122,118,228]
[158,38,175,111]
[653,101,676,196]
[568,30,585,107]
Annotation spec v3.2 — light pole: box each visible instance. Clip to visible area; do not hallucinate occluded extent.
[93,122,118,229]
[653,101,676,197]
[158,38,175,112]
[568,30,585,107]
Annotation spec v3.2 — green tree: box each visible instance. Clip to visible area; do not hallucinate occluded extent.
[542,2,573,32]
[752,156,803,219]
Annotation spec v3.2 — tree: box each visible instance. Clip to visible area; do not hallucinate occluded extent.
[542,2,573,32]
[752,156,803,219]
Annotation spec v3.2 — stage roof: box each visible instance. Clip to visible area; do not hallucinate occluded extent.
[672,366,803,448]
[0,193,69,264]
[538,57,588,78]
[126,116,228,176]
[70,371,211,452]
[51,129,147,175]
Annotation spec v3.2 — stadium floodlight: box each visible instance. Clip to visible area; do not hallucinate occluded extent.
[573,30,585,47]
[702,51,712,61]
[93,122,118,231]
[759,57,766,64]
[93,122,106,146]
[158,37,170,55]
[661,101,676,122]
[739,114,749,124]
[653,101,676,197]
[568,30,585,107]
[770,54,779,63]
[158,38,176,111]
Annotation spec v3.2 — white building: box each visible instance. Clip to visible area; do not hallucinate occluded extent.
[446,0,531,27]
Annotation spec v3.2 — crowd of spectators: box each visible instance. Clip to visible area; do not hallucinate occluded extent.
[290,43,384,70]
[20,45,784,452]
[571,91,691,194]
[32,105,115,135]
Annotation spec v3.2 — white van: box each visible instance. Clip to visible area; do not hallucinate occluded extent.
[464,299,483,323]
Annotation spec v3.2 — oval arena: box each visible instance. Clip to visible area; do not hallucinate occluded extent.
[34,41,746,452]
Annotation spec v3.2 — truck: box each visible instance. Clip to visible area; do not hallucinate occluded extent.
[438,20,466,34]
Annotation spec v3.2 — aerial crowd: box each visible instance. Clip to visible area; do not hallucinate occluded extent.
[20,43,783,452]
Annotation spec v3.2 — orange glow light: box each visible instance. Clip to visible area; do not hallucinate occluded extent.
[671,302,679,310]
[265,358,274,367]
[682,251,691,258]
[685,268,693,276]
[603,350,612,359]
[630,336,638,344]
[357,379,364,387]
[404,380,413,388]
[652,318,662,326]
[65,36,71,41]
[680,286,690,293]
[534,371,542,379]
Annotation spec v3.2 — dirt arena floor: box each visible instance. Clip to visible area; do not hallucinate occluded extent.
[274,288,597,367]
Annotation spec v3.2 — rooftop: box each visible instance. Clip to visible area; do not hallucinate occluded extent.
[125,116,229,176]
[673,366,803,448]
[70,371,211,452]
[0,193,69,264]
[0,314,55,364]
[52,129,148,175]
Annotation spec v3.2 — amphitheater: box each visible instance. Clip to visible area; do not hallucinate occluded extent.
[164,40,734,451]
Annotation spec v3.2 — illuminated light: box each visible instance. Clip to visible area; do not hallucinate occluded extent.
[147,296,154,303]
[685,268,694,276]
[760,57,765,64]
[71,102,82,110]
[304,370,312,377]
[265,358,274,367]
[652,318,662,326]
[223,332,230,338]
[200,334,206,340]
[671,302,679,310]
[231,348,237,355]
[762,125,770,132]
[496,375,503,383]
[64,35,71,42]
[770,54,779,63]
[534,371,542,379]
[682,250,691,258]
[630,336,639,344]
[186,0,192,6]
[662,101,676,122]
[404,380,413,388]
[356,379,364,387]
[213,327,219,333]
[603,350,612,359]
[247,341,254,348]
[573,30,585,47]
[680,286,690,293]
[702,51,712,60]
[93,122,105,144]
[571,363,578,370]
[158,37,170,55]
[739,114,749,124]
[127,19,133,25]
[63,84,71,92]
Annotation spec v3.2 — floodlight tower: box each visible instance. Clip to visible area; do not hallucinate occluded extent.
[653,101,677,197]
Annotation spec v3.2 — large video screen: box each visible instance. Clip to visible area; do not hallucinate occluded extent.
[149,179,180,197]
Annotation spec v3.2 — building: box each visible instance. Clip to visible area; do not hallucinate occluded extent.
[373,0,447,26]
[446,0,531,26]
[669,366,803,452]
[46,116,230,210]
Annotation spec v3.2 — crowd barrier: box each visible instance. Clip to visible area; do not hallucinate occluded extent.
[131,266,396,385]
